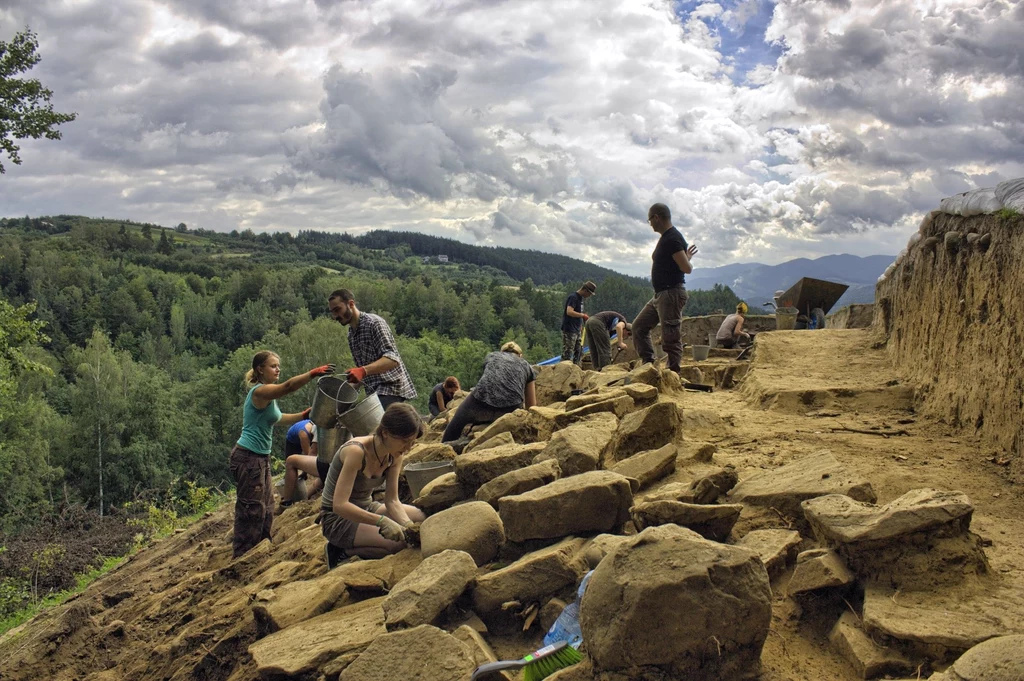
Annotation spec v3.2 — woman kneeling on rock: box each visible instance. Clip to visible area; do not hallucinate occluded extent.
[320,402,426,568]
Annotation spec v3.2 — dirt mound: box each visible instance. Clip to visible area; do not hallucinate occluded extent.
[876,211,1024,481]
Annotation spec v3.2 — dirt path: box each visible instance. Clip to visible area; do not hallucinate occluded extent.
[1,329,1020,680]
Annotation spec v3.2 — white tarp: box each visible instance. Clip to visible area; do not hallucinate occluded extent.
[995,178,1024,212]
[938,188,1003,216]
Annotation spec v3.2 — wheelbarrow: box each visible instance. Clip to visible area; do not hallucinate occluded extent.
[765,277,849,330]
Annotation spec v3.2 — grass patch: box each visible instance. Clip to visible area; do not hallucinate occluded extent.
[996,207,1021,220]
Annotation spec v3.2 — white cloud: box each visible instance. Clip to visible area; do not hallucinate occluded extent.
[1,0,1022,272]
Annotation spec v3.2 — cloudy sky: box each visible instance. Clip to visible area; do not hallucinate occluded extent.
[1,0,1022,275]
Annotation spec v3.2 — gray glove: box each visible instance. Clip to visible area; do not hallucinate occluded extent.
[376,515,405,542]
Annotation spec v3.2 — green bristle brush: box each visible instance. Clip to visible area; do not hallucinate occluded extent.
[470,640,583,681]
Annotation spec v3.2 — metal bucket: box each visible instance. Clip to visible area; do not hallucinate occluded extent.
[337,392,384,437]
[775,307,798,331]
[692,345,710,361]
[404,460,455,498]
[708,333,718,348]
[311,376,358,428]
[317,425,349,468]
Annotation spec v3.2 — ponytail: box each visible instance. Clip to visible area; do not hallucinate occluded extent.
[246,351,279,387]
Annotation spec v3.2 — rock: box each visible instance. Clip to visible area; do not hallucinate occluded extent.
[540,598,568,633]
[383,550,478,630]
[678,366,704,384]
[608,444,676,489]
[942,634,1024,681]
[421,501,505,566]
[630,500,743,542]
[451,625,511,681]
[623,383,658,406]
[248,597,386,678]
[945,230,964,252]
[536,413,619,476]
[736,529,802,578]
[691,443,718,463]
[640,481,697,504]
[251,567,350,636]
[476,459,561,509]
[463,431,515,454]
[471,538,587,613]
[405,443,457,466]
[564,387,628,410]
[339,625,476,681]
[787,549,855,595]
[627,363,662,388]
[801,489,986,587]
[455,442,547,493]
[829,612,915,679]
[553,394,633,429]
[499,471,634,542]
[922,235,940,251]
[727,450,876,520]
[714,363,749,389]
[606,402,683,465]
[535,362,586,406]
[466,409,557,449]
[412,472,467,515]
[340,550,424,596]
[581,534,632,564]
[688,467,739,504]
[579,525,772,680]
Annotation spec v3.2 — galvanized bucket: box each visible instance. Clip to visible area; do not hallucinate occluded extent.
[317,424,349,467]
[405,460,455,498]
[692,344,710,361]
[338,391,384,437]
[311,375,358,428]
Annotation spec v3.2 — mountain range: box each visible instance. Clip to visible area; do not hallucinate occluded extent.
[686,254,896,312]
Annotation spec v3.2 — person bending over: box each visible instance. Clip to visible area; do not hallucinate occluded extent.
[429,376,461,419]
[716,302,752,349]
[320,403,427,568]
[585,310,631,371]
[442,342,537,443]
[277,419,322,514]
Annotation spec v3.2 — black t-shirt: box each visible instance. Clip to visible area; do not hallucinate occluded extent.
[590,311,628,334]
[428,383,451,416]
[651,227,689,291]
[561,291,585,333]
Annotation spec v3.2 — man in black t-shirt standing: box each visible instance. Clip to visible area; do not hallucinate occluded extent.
[632,203,698,373]
[560,281,596,365]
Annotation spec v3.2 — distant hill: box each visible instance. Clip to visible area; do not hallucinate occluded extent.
[686,254,896,312]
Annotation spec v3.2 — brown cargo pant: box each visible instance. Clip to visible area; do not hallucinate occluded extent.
[632,286,689,372]
[229,445,273,558]
[585,317,613,371]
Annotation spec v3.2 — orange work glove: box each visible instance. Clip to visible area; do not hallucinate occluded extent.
[309,364,335,377]
[346,366,367,383]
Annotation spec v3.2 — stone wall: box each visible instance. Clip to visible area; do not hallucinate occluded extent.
[874,211,1024,479]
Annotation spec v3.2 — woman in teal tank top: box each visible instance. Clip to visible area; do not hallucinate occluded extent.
[229,350,335,558]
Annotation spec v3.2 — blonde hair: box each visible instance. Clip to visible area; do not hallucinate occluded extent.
[736,302,748,315]
[245,351,279,387]
[501,341,523,356]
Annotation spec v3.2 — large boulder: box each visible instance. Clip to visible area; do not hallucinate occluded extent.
[564,388,629,411]
[412,472,467,515]
[465,408,558,449]
[801,489,986,588]
[499,471,634,542]
[727,450,876,520]
[420,501,505,566]
[606,402,682,465]
[536,413,619,476]
[630,500,743,542]
[553,394,634,429]
[462,431,514,454]
[534,362,586,405]
[251,567,350,636]
[471,538,587,613]
[248,597,386,678]
[382,550,478,630]
[623,382,659,406]
[455,442,547,493]
[339,625,476,681]
[930,634,1024,681]
[608,444,677,489]
[476,459,561,509]
[405,443,457,466]
[579,525,772,680]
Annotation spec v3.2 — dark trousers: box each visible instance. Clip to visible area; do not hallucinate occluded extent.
[561,330,583,365]
[229,446,273,558]
[377,394,407,410]
[585,318,613,371]
[442,392,519,443]
[632,286,689,372]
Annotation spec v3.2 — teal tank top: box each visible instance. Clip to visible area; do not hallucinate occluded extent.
[236,385,282,455]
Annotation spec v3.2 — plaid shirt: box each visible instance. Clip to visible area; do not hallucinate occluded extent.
[348,312,417,399]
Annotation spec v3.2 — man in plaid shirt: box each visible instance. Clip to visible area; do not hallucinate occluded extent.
[327,289,417,408]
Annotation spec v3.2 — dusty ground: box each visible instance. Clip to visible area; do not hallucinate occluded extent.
[1,328,1020,680]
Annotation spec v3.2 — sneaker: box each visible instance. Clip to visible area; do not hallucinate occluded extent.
[324,542,347,570]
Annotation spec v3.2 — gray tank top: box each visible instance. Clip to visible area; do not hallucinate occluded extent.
[320,440,392,511]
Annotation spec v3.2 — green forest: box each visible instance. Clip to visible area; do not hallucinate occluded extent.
[0,214,743,612]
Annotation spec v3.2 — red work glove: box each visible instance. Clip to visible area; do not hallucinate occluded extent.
[582,314,590,321]
[346,366,367,383]
[300,407,312,420]
[309,364,335,377]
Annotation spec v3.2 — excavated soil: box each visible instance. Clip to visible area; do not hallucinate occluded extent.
[1,329,1021,681]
